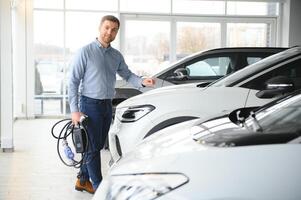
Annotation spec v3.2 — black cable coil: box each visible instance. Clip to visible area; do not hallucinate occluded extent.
[51,118,90,168]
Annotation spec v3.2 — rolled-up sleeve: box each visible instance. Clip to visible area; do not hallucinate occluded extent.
[68,49,86,112]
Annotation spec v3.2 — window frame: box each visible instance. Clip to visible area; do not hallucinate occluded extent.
[29,1,280,116]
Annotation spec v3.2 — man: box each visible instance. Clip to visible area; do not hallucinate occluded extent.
[68,15,155,194]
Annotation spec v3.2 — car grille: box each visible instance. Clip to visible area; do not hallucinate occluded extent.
[115,135,122,157]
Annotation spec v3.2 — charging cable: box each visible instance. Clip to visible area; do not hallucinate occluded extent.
[51,116,89,168]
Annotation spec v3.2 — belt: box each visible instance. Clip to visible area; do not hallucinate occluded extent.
[81,95,111,103]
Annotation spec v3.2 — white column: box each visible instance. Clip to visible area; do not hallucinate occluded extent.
[12,0,34,119]
[0,0,14,151]
[281,0,301,47]
[288,0,301,46]
[12,0,27,118]
[25,0,35,118]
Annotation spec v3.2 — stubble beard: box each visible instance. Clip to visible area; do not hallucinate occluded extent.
[103,34,115,44]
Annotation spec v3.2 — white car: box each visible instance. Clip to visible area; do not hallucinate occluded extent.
[112,47,285,116]
[94,90,301,200]
[109,46,301,162]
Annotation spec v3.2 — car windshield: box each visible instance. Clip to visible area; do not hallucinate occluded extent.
[195,91,301,147]
[245,93,301,133]
[154,50,207,77]
[210,47,301,87]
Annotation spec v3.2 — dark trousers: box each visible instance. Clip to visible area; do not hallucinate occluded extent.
[79,95,112,190]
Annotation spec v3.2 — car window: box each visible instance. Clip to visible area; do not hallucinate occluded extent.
[211,48,301,88]
[242,58,301,91]
[247,57,262,65]
[186,57,231,77]
[246,94,301,133]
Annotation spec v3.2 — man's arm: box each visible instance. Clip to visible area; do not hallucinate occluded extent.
[142,78,155,87]
[117,55,155,88]
[68,49,86,124]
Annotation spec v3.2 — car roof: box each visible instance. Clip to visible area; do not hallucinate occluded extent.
[203,46,287,54]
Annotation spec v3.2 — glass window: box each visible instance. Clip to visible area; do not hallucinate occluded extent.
[34,11,65,115]
[34,0,63,9]
[173,0,225,15]
[120,0,171,13]
[34,11,64,91]
[186,57,230,77]
[34,11,64,48]
[227,2,279,16]
[31,0,280,117]
[227,23,270,47]
[247,57,263,65]
[65,12,112,57]
[123,20,170,76]
[177,22,221,55]
[65,0,118,11]
[35,62,63,94]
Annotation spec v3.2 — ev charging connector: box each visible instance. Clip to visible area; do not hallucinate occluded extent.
[72,115,88,153]
[73,127,86,153]
[51,115,90,168]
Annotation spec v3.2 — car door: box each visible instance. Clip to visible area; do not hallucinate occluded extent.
[242,56,301,107]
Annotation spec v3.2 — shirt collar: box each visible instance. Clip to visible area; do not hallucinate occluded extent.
[95,38,111,50]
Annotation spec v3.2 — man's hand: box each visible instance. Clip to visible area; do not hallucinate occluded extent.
[71,112,82,125]
[142,78,155,87]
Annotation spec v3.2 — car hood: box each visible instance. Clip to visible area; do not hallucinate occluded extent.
[104,118,301,200]
[116,83,206,108]
[110,116,241,172]
[110,118,206,172]
[146,82,201,92]
[111,113,301,173]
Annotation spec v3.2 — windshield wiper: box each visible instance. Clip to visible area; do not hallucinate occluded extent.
[196,81,211,87]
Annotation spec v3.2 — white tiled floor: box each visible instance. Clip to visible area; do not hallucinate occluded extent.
[0,118,110,200]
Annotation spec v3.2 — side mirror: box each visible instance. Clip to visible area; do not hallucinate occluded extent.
[228,107,258,125]
[256,76,295,98]
[172,68,189,80]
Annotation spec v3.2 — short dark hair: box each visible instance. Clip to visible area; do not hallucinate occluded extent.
[100,15,120,29]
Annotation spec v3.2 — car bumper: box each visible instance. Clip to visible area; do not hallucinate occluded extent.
[109,116,155,163]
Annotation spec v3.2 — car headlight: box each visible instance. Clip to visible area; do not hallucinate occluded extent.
[116,105,155,122]
[106,173,189,200]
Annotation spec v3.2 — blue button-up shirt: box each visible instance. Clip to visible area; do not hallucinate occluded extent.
[68,39,143,112]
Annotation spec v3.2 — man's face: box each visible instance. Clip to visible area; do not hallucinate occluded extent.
[99,20,119,45]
